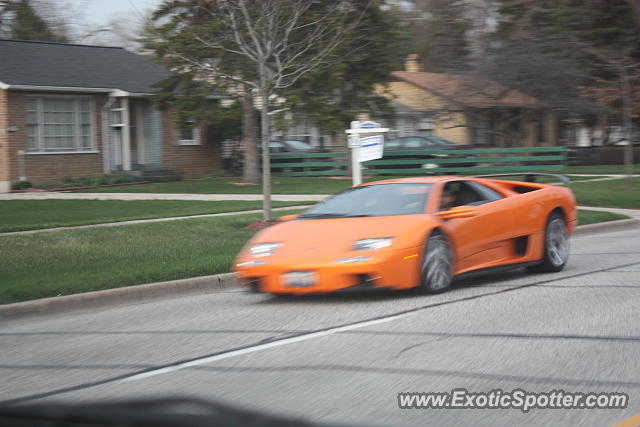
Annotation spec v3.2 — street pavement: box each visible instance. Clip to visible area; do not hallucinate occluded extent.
[1,226,639,426]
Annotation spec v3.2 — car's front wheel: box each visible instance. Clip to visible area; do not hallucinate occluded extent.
[529,212,569,273]
[419,232,453,293]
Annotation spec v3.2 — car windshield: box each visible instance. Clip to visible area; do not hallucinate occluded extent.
[300,183,431,218]
[285,140,313,151]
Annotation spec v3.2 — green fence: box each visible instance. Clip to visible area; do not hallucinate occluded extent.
[270,146,567,176]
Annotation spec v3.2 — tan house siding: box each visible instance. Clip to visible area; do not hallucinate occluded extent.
[434,112,468,144]
[381,64,559,148]
[162,116,222,178]
[5,91,105,185]
[543,112,557,146]
[379,81,444,111]
[377,82,470,145]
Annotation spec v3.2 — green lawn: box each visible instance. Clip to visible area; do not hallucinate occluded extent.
[71,173,601,195]
[73,176,357,195]
[0,200,311,232]
[569,177,640,209]
[0,209,304,304]
[0,207,629,305]
[577,209,630,225]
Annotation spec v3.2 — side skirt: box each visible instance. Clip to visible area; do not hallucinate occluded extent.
[454,260,542,281]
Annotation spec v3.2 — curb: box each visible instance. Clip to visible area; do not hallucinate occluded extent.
[0,273,237,322]
[572,218,640,236]
[2,218,638,322]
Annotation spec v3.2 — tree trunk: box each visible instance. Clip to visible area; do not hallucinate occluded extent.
[260,90,272,221]
[620,66,634,188]
[242,85,259,183]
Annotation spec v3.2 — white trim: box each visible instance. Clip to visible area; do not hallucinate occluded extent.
[7,85,113,93]
[178,123,201,146]
[136,101,145,165]
[1,84,154,96]
[121,97,131,170]
[102,103,111,174]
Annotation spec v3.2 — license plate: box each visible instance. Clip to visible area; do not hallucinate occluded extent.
[283,271,316,288]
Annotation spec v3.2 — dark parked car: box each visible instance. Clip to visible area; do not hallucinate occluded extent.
[384,135,468,152]
[268,140,327,154]
[373,136,472,172]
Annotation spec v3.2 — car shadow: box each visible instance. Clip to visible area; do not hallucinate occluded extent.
[253,267,534,305]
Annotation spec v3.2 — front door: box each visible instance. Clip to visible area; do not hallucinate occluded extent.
[437,180,513,273]
[106,98,163,173]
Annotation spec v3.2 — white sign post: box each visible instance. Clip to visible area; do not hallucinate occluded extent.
[345,121,389,186]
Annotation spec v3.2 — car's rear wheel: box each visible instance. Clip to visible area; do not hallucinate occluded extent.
[529,212,569,273]
[419,232,453,293]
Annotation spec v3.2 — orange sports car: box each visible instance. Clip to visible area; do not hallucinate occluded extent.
[233,174,577,295]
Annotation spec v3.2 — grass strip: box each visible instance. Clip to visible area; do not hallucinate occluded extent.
[569,177,640,209]
[0,200,310,232]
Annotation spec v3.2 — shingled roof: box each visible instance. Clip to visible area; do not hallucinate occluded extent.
[0,39,170,94]
[391,71,539,108]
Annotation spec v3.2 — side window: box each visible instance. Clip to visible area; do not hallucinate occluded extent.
[402,137,425,149]
[467,182,504,204]
[439,181,501,210]
[269,142,285,153]
[384,139,401,149]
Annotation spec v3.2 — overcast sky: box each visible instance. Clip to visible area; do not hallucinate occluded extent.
[63,0,164,47]
[82,0,162,26]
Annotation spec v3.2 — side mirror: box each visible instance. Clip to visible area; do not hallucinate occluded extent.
[437,206,477,220]
[278,214,299,222]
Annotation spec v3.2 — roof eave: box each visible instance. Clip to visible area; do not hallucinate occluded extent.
[3,84,115,93]
[0,84,168,97]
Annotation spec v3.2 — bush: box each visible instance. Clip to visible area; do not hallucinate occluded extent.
[61,176,75,187]
[113,174,134,184]
[98,175,113,185]
[11,181,32,190]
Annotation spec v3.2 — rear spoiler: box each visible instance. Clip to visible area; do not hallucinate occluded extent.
[474,173,570,185]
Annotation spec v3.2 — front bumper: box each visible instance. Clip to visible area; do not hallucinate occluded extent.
[234,247,422,294]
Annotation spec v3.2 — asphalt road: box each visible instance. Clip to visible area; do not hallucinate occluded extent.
[1,226,639,426]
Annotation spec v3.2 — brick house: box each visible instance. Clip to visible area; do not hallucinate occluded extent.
[0,39,222,192]
[376,55,560,148]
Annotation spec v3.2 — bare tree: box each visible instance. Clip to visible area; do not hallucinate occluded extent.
[155,0,367,221]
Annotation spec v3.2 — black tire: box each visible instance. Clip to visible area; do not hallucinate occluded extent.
[418,232,454,294]
[529,212,570,273]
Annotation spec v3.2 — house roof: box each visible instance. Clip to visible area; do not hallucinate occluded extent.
[0,39,170,94]
[391,71,539,108]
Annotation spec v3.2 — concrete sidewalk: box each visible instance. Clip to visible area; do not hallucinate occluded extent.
[576,205,640,220]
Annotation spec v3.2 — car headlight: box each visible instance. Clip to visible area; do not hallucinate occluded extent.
[250,242,282,257]
[352,238,393,251]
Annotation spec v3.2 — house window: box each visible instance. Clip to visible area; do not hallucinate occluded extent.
[26,97,94,153]
[179,118,200,145]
